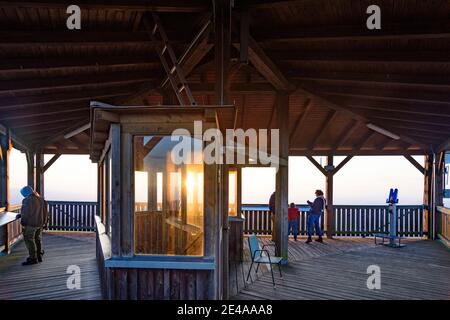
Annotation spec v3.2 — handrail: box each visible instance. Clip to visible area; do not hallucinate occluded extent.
[437,206,450,215]
[0,211,20,227]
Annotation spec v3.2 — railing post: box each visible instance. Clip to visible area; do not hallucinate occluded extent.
[35,153,44,197]
[326,155,334,238]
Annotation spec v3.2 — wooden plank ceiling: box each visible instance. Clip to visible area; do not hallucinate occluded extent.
[0,0,449,156]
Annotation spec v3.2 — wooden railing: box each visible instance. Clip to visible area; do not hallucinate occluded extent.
[334,205,424,237]
[242,204,425,237]
[242,205,321,236]
[47,201,98,232]
[437,206,450,243]
[0,205,23,253]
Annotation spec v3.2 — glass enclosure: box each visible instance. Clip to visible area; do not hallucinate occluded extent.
[134,135,204,256]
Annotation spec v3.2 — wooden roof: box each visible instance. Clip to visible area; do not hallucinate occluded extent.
[1,0,449,155]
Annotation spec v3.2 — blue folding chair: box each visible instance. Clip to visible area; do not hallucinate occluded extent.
[246,234,283,287]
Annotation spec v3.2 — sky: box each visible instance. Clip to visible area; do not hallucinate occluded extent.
[7,148,436,206]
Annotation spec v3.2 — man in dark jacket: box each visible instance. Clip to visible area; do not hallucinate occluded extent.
[306,189,325,244]
[269,191,276,241]
[16,186,48,265]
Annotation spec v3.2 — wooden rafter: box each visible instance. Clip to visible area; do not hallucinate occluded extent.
[333,156,353,175]
[289,99,312,142]
[332,119,359,150]
[234,35,295,92]
[252,22,450,43]
[404,155,425,174]
[306,156,327,176]
[309,110,339,149]
[0,1,208,12]
[353,131,376,151]
[291,71,450,89]
[42,154,61,173]
[0,72,158,95]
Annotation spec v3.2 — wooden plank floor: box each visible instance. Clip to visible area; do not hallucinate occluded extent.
[0,233,102,300]
[233,237,450,300]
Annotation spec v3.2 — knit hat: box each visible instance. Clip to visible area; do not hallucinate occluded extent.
[20,186,34,198]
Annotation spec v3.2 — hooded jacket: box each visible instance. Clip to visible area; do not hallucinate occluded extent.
[20,193,48,228]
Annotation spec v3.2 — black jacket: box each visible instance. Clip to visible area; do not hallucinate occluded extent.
[307,197,325,215]
[20,194,48,228]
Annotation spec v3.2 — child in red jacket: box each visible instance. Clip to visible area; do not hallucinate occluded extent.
[288,203,300,241]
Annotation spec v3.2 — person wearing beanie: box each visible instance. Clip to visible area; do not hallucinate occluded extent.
[16,186,49,265]
[306,190,326,244]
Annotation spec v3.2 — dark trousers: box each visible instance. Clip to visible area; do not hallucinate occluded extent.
[23,227,42,259]
[307,214,323,238]
[288,220,299,239]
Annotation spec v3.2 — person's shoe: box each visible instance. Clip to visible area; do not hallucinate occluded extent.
[37,250,44,262]
[315,236,323,243]
[22,258,38,266]
[305,237,312,244]
[294,237,298,242]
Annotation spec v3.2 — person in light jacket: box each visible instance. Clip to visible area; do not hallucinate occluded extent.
[16,186,48,265]
[306,190,325,244]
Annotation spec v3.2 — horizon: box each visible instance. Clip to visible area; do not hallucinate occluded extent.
[8,148,432,206]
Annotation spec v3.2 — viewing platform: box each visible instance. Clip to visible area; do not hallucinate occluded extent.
[1,202,448,300]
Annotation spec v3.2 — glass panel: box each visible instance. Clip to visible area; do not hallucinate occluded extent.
[134,135,204,256]
[228,169,238,216]
[108,152,112,235]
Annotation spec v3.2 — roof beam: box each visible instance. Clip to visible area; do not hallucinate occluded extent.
[252,21,450,43]
[0,72,158,95]
[234,35,295,92]
[306,156,327,176]
[291,71,450,89]
[404,155,425,174]
[353,131,376,151]
[332,120,359,150]
[269,50,450,63]
[0,1,208,12]
[0,87,133,111]
[42,154,61,173]
[290,99,312,142]
[309,110,339,149]
[318,91,450,107]
[295,85,431,151]
[333,156,353,175]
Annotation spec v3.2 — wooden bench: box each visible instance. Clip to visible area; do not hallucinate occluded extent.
[246,234,282,287]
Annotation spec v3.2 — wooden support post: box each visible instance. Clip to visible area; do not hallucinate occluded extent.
[110,124,121,257]
[26,151,35,190]
[307,155,354,238]
[424,155,433,238]
[214,0,231,106]
[275,92,289,263]
[35,153,44,197]
[214,0,231,298]
[326,156,334,238]
[0,133,11,254]
[0,133,11,210]
[222,165,229,299]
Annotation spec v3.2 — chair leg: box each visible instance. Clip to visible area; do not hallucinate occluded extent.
[255,263,260,274]
[278,263,283,278]
[270,264,275,287]
[246,261,254,282]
